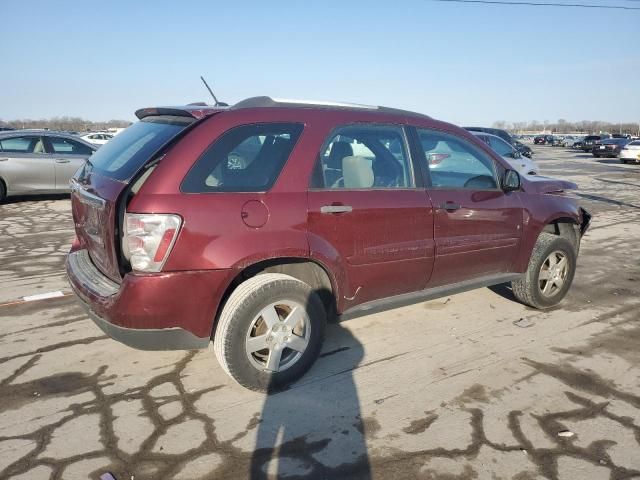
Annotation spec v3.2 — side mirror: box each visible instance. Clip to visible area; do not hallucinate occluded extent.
[502,169,521,192]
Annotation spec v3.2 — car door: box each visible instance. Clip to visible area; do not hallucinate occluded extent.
[44,136,94,190]
[414,127,523,287]
[0,135,56,193]
[307,124,435,309]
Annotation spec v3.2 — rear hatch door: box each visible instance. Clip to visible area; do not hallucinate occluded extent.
[71,112,209,282]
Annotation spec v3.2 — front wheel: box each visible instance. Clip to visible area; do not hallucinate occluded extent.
[0,181,6,203]
[213,273,326,392]
[511,233,577,309]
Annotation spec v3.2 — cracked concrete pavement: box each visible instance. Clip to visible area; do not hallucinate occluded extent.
[0,146,639,479]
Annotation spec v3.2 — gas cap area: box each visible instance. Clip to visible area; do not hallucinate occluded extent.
[241,200,269,228]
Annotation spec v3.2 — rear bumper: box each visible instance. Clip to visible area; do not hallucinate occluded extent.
[87,307,210,350]
[66,249,235,350]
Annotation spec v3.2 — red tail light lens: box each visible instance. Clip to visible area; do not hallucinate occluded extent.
[123,213,182,272]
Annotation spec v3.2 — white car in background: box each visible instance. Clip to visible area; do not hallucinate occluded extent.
[80,132,113,146]
[620,140,640,164]
[471,132,539,176]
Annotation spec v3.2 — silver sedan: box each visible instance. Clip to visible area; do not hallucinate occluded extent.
[0,131,96,202]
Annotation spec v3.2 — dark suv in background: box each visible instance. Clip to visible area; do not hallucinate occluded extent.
[67,97,591,391]
[582,135,603,152]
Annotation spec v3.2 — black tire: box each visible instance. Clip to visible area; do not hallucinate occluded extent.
[0,180,6,203]
[621,159,627,164]
[511,232,577,309]
[213,273,326,392]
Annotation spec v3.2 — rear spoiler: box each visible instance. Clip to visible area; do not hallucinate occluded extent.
[135,106,227,121]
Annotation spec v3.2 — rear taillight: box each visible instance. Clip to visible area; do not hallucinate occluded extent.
[123,213,182,272]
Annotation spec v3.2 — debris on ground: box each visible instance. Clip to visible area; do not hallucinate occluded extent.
[513,318,535,328]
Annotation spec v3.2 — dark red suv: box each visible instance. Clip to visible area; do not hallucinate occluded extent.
[67,97,591,391]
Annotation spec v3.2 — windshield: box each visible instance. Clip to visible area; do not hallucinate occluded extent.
[86,116,192,181]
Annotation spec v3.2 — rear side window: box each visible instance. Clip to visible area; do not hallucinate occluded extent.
[87,116,192,181]
[48,137,94,155]
[312,124,414,189]
[0,136,45,154]
[182,123,303,193]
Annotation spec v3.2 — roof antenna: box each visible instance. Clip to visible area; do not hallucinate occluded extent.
[200,76,228,107]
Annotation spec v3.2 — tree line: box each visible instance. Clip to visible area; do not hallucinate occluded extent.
[493,119,640,135]
[0,116,132,132]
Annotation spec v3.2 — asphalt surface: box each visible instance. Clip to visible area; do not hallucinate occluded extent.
[0,146,639,480]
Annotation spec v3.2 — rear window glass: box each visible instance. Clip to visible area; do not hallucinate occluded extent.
[86,116,192,181]
[181,123,303,193]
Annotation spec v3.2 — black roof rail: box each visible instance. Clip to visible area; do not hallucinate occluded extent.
[230,96,431,119]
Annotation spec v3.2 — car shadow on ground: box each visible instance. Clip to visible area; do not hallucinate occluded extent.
[1,193,70,204]
[248,290,372,479]
[595,159,624,165]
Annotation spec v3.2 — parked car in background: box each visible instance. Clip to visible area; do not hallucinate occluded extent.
[559,136,576,147]
[619,140,640,164]
[592,138,632,158]
[463,127,513,145]
[81,132,114,146]
[513,140,533,158]
[64,97,592,392]
[471,132,539,175]
[0,130,95,202]
[582,135,602,152]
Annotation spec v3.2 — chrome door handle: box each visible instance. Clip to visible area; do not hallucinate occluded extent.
[320,205,353,214]
[55,159,71,164]
[439,202,461,211]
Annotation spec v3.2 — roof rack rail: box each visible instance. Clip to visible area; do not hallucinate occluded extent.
[230,96,432,120]
[231,96,378,111]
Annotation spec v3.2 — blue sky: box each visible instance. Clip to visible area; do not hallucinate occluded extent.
[2,0,639,125]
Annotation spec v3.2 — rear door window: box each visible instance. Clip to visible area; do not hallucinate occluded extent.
[87,116,193,181]
[0,136,46,154]
[312,124,414,189]
[182,123,304,193]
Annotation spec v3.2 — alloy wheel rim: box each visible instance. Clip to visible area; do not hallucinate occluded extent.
[539,250,569,297]
[245,300,311,373]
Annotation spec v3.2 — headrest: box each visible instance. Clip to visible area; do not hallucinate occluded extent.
[342,156,374,188]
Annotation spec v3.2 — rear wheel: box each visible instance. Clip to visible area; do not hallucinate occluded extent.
[213,273,326,392]
[511,233,576,309]
[0,180,6,203]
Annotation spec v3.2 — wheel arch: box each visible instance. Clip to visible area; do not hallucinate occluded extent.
[541,216,581,251]
[211,257,338,339]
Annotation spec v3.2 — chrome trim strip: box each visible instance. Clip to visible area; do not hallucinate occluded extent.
[70,180,106,209]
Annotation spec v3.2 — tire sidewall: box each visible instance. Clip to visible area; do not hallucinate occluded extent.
[223,279,325,391]
[529,237,576,308]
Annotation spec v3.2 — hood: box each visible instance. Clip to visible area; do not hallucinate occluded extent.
[521,175,577,194]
